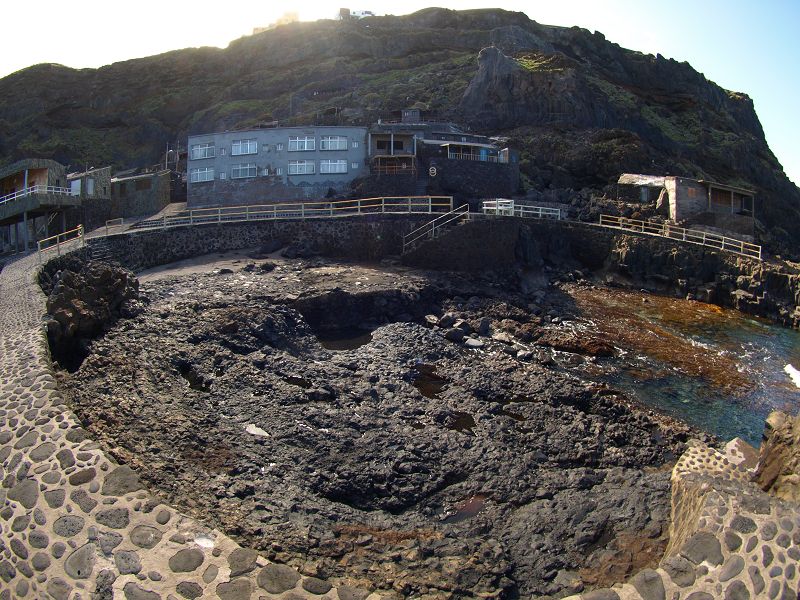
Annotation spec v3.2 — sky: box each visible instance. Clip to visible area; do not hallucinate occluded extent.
[1,0,798,185]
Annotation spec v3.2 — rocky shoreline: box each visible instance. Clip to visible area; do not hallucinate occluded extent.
[50,254,716,598]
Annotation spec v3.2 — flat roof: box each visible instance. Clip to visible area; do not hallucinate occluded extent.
[111,169,170,183]
[188,125,368,140]
[698,180,755,196]
[0,158,65,180]
[67,166,111,179]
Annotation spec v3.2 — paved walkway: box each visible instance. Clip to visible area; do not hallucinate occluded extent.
[0,251,373,599]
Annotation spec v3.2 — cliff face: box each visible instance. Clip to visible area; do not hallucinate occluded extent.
[1,8,798,251]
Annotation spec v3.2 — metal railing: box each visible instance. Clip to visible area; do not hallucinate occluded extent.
[402,204,470,253]
[371,165,418,175]
[37,225,85,263]
[599,215,761,260]
[0,185,74,206]
[447,152,504,163]
[104,218,124,236]
[125,196,453,233]
[482,199,562,220]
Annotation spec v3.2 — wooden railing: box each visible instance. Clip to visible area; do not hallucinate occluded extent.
[599,215,761,260]
[125,196,453,232]
[482,199,562,220]
[37,225,84,263]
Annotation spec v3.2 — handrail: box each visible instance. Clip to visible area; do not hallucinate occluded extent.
[121,196,454,234]
[599,214,761,260]
[104,218,124,236]
[482,199,562,220]
[37,225,84,264]
[0,185,75,206]
[402,204,470,253]
[447,152,505,164]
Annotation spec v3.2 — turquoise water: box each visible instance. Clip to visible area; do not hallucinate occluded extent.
[572,288,800,447]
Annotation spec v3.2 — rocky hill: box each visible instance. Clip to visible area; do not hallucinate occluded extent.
[1,8,798,252]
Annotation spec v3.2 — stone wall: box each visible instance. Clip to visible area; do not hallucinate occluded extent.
[403,216,800,327]
[112,171,172,218]
[420,145,520,204]
[88,215,434,272]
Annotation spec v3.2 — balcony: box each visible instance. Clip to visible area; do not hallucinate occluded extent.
[447,152,505,163]
[0,185,80,224]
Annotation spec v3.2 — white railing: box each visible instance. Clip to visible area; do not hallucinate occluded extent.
[447,152,504,163]
[402,204,470,253]
[599,215,761,260]
[482,199,562,220]
[104,218,124,236]
[0,185,74,206]
[124,196,454,233]
[37,225,85,264]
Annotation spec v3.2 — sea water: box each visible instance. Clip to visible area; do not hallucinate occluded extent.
[568,287,800,446]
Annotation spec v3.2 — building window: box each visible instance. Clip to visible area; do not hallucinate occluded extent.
[231,163,258,179]
[351,162,359,169]
[190,167,214,183]
[190,143,215,160]
[320,135,348,150]
[288,160,315,175]
[320,159,347,174]
[288,136,315,151]
[232,139,258,156]
[276,167,283,176]
[276,143,284,151]
[220,148,226,156]
[219,172,227,180]
[352,140,359,148]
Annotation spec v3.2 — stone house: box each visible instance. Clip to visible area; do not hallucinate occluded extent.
[0,159,78,252]
[618,174,756,237]
[111,170,171,218]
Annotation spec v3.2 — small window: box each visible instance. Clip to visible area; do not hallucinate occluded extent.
[288,160,315,175]
[320,135,348,151]
[288,136,315,152]
[352,141,359,148]
[219,172,227,180]
[320,159,347,174]
[232,139,258,156]
[262,168,269,176]
[230,163,257,179]
[351,162,359,169]
[276,167,283,176]
[220,148,226,156]
[190,143,215,160]
[276,143,284,151]
[190,167,214,183]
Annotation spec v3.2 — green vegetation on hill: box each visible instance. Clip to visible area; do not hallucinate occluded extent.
[0,7,797,252]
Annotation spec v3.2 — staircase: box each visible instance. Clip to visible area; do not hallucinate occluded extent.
[89,237,114,262]
[402,204,470,254]
[414,174,429,196]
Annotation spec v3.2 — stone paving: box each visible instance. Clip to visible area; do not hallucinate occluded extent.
[564,440,800,600]
[0,251,377,599]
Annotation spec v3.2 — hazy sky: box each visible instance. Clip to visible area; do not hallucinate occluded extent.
[2,0,798,185]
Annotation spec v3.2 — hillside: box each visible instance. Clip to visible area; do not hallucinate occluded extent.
[1,7,798,252]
